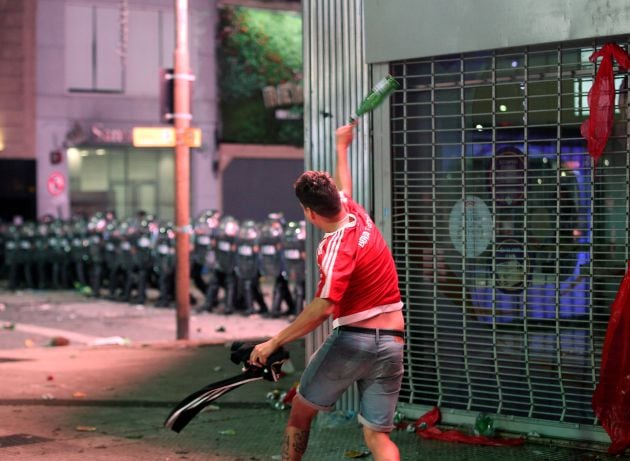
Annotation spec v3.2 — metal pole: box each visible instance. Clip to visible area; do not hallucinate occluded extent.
[174,0,191,340]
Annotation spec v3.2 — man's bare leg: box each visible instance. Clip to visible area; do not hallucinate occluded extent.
[282,394,319,461]
[362,426,400,461]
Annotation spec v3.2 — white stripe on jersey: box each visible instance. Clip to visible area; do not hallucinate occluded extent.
[320,228,344,298]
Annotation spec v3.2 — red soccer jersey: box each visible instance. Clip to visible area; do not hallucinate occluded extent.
[315,194,403,327]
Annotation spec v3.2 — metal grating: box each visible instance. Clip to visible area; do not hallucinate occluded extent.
[389,38,630,441]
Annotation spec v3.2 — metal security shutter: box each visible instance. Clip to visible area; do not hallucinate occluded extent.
[389,38,630,441]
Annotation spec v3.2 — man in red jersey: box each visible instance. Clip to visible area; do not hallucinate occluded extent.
[250,122,405,461]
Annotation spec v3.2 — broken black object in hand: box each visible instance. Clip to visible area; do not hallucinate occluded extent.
[164,341,290,433]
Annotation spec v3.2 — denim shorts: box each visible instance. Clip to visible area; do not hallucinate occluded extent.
[297,327,404,432]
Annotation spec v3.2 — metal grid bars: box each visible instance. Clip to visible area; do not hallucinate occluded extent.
[389,38,630,441]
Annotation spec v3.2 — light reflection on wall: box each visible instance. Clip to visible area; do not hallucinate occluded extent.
[67,147,82,175]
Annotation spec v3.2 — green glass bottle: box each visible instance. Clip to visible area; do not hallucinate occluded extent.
[350,74,400,122]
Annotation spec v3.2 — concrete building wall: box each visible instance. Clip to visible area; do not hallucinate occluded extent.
[364,0,630,63]
[0,0,36,159]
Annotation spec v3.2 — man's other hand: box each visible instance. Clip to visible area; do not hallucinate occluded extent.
[249,339,278,366]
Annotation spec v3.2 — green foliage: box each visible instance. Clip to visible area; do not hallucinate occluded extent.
[218,6,303,146]
[220,96,303,147]
[220,96,272,143]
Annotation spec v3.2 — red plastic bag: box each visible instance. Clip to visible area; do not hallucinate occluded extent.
[593,261,630,455]
[580,43,630,167]
[409,407,524,447]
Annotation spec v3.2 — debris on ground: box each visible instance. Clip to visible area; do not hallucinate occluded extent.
[48,336,70,347]
[75,426,97,432]
[344,448,371,458]
[92,336,131,346]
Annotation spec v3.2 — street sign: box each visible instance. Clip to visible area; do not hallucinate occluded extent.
[47,171,66,196]
[182,127,202,148]
[132,127,202,148]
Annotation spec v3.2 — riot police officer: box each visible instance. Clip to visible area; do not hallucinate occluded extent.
[87,213,107,297]
[154,221,176,307]
[69,216,90,291]
[17,222,36,289]
[203,215,239,314]
[33,218,52,289]
[4,224,19,290]
[234,219,268,316]
[117,220,136,302]
[0,220,7,282]
[283,220,306,316]
[103,220,124,299]
[49,220,72,289]
[193,210,221,311]
[123,215,155,305]
[259,215,295,318]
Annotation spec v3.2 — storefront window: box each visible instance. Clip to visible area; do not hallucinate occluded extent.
[67,147,174,220]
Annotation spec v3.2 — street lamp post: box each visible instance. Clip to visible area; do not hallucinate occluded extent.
[174,0,192,340]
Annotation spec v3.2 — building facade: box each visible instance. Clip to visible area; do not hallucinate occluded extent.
[0,0,220,222]
[0,0,305,224]
[304,0,630,444]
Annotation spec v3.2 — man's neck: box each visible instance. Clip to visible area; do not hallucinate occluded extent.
[320,213,349,233]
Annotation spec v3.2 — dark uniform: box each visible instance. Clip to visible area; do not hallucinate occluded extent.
[283,220,306,315]
[49,220,72,290]
[193,210,221,312]
[259,216,295,317]
[4,224,20,290]
[69,218,90,291]
[104,220,124,299]
[87,214,107,297]
[17,223,36,289]
[33,219,52,289]
[154,221,176,308]
[206,216,239,315]
[123,216,155,305]
[234,220,268,316]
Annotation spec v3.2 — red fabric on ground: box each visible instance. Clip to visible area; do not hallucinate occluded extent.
[409,407,524,447]
[592,261,630,455]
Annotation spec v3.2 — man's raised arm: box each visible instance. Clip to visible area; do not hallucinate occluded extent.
[334,123,355,198]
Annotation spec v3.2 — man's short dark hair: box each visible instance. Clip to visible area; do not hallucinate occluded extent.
[294,171,342,218]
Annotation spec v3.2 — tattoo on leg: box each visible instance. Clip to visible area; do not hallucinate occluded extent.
[281,429,309,460]
[281,433,290,460]
[293,430,309,454]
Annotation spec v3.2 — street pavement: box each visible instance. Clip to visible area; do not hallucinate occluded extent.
[0,287,292,350]
[1,288,629,460]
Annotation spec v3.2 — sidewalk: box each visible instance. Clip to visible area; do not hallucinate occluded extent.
[0,289,627,460]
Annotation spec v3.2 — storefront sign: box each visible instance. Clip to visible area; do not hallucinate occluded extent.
[133,127,202,148]
[91,124,133,144]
